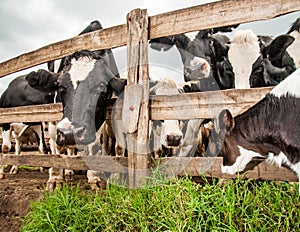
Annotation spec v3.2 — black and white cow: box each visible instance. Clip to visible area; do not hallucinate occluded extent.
[228,29,262,88]
[149,78,183,157]
[229,18,300,89]
[28,50,126,190]
[214,68,300,192]
[0,70,59,178]
[150,27,236,92]
[250,35,295,88]
[286,17,300,69]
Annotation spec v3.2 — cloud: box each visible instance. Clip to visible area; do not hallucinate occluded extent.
[0,0,299,96]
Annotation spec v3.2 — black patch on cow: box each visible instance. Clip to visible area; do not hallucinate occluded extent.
[219,94,300,166]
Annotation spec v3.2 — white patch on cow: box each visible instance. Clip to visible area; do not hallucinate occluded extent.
[267,151,300,193]
[10,123,29,138]
[54,59,62,73]
[270,68,300,98]
[221,146,263,175]
[290,162,300,177]
[185,31,198,41]
[68,57,96,89]
[266,152,290,167]
[1,129,12,153]
[267,151,299,177]
[160,120,183,147]
[189,56,210,78]
[228,30,261,89]
[57,117,73,130]
[150,78,183,151]
[287,30,300,69]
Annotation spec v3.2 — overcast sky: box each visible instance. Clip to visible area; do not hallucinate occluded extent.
[0,0,299,95]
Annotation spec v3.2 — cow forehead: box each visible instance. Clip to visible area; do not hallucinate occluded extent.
[68,57,97,89]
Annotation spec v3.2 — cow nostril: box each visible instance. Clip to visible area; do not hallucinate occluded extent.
[201,62,208,71]
[166,134,182,147]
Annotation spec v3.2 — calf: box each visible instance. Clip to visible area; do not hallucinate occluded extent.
[149,78,183,157]
[215,68,300,192]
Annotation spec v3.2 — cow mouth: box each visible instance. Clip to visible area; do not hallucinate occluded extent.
[56,127,96,146]
[163,134,182,147]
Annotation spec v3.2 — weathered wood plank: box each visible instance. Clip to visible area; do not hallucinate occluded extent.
[122,84,144,133]
[0,103,62,123]
[1,0,299,77]
[125,9,151,187]
[149,87,274,120]
[0,24,127,77]
[0,87,271,124]
[108,87,273,121]
[150,0,300,38]
[156,157,298,182]
[0,154,297,182]
[0,154,128,173]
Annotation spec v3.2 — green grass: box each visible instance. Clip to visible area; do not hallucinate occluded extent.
[21,177,300,232]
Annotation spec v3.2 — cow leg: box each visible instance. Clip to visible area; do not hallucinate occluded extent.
[115,143,125,157]
[87,170,106,190]
[1,126,12,179]
[46,167,64,192]
[46,122,65,191]
[1,126,12,153]
[64,148,75,181]
[31,125,48,173]
[9,130,21,175]
[48,122,58,154]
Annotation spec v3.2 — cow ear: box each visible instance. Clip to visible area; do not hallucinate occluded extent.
[26,69,59,92]
[219,109,234,131]
[267,34,295,67]
[211,38,227,60]
[109,78,127,96]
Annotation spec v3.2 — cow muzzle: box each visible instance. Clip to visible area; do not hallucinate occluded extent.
[56,127,95,146]
[165,134,182,147]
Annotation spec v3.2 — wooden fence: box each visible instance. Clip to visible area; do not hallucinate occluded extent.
[0,0,299,186]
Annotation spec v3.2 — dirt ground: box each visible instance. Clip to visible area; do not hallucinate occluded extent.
[0,168,89,232]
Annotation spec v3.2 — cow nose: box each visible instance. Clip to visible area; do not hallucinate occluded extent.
[56,128,76,146]
[165,134,182,147]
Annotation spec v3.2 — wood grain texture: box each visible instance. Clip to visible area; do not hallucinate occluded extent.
[125,9,151,187]
[1,0,299,77]
[0,103,62,123]
[108,87,273,121]
[0,154,297,182]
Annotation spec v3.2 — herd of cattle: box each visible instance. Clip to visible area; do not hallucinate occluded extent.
[0,17,299,191]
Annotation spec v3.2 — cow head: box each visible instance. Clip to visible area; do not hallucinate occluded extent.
[210,109,269,174]
[150,28,234,91]
[149,78,183,149]
[28,50,126,146]
[250,34,296,87]
[56,50,126,146]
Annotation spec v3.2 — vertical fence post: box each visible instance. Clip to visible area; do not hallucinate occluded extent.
[123,8,150,188]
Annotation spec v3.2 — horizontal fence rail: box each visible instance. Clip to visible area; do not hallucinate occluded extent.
[0,154,297,182]
[0,0,299,184]
[0,87,273,123]
[0,103,62,123]
[0,0,299,77]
